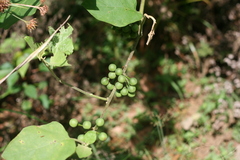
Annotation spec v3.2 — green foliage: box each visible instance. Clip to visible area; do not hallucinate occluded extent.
[39,94,50,109]
[76,144,92,158]
[16,52,30,78]
[2,122,75,160]
[23,83,38,99]
[0,33,26,53]
[48,25,74,67]
[197,40,214,58]
[0,0,40,29]
[0,63,21,99]
[232,122,240,142]
[21,99,32,110]
[82,0,143,27]
[83,130,97,144]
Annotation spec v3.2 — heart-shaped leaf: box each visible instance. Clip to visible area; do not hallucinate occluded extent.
[2,121,76,160]
[82,0,143,27]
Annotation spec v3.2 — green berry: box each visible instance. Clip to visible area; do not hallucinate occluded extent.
[77,134,85,142]
[128,93,135,98]
[69,118,78,128]
[108,64,117,71]
[101,77,109,86]
[122,26,131,33]
[120,87,128,96]
[131,24,139,32]
[98,132,108,141]
[129,77,137,86]
[115,82,123,90]
[115,91,122,97]
[83,121,92,129]
[130,32,138,39]
[118,75,126,83]
[108,72,116,79]
[115,68,123,76]
[128,85,136,93]
[96,118,105,127]
[107,83,114,90]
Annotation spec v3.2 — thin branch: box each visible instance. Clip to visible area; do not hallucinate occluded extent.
[144,13,156,45]
[42,60,107,101]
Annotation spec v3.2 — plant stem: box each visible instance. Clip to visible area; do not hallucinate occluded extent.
[139,0,145,14]
[42,60,107,101]
[90,144,102,160]
[101,87,116,118]
[101,0,148,117]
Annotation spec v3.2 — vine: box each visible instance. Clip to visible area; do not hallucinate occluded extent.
[0,0,156,159]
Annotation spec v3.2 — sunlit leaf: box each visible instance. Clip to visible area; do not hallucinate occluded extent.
[75,144,92,158]
[2,121,76,160]
[82,0,143,27]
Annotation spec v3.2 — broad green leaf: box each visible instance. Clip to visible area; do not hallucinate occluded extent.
[39,94,50,109]
[0,0,40,29]
[0,87,21,99]
[21,99,32,110]
[2,121,76,160]
[47,25,74,67]
[38,81,48,89]
[84,130,97,144]
[16,53,30,78]
[7,72,19,88]
[24,36,38,51]
[76,144,92,158]
[0,33,26,53]
[0,63,13,79]
[23,84,37,99]
[50,52,70,67]
[82,0,143,27]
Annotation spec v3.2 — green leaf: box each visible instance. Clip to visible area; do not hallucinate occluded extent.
[7,72,19,88]
[82,0,143,27]
[76,144,92,158]
[39,94,50,109]
[24,36,38,51]
[0,63,13,79]
[23,84,38,99]
[84,130,97,144]
[0,0,40,29]
[47,25,74,67]
[0,33,26,53]
[21,100,32,110]
[49,52,70,67]
[16,53,30,78]
[2,121,76,160]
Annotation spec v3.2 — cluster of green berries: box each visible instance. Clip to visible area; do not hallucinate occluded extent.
[69,118,108,142]
[113,23,139,39]
[101,64,138,98]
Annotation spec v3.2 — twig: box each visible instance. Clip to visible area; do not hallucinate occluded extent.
[144,13,156,45]
[42,60,107,101]
[0,16,70,85]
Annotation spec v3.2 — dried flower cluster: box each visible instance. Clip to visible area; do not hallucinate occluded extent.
[25,18,37,33]
[0,0,10,13]
[4,0,49,32]
[39,5,48,16]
